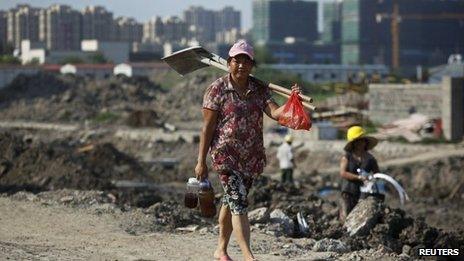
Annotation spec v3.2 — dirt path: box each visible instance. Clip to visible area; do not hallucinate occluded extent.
[0,197,335,261]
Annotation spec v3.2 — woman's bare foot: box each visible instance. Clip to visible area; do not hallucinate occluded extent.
[214,249,232,261]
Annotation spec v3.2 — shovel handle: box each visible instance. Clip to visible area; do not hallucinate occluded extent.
[208,59,314,105]
[268,82,313,103]
[248,76,313,104]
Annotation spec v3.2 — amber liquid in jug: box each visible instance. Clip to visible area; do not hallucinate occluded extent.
[184,178,199,209]
[198,180,216,218]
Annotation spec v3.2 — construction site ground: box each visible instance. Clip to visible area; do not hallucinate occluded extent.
[0,73,463,260]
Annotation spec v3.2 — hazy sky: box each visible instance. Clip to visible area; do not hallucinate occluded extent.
[0,0,253,29]
[0,0,330,31]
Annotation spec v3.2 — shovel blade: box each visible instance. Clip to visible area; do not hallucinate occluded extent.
[162,46,214,76]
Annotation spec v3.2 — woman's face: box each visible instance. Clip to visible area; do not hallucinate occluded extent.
[228,54,254,81]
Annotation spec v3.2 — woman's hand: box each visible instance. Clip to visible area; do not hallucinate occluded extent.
[195,161,208,181]
[291,83,301,95]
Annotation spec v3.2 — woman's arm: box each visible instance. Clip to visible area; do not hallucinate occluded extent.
[195,108,218,181]
[264,84,305,120]
[264,101,284,120]
[340,156,366,182]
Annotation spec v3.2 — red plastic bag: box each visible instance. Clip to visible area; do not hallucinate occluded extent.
[278,91,311,130]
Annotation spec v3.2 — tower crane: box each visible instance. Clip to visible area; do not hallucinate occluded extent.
[375,0,464,69]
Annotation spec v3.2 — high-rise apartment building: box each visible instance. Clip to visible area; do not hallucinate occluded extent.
[0,11,7,51]
[215,6,241,32]
[82,6,115,41]
[41,5,81,50]
[143,16,164,43]
[6,5,40,49]
[184,6,216,43]
[341,0,464,69]
[183,6,241,44]
[252,0,318,44]
[115,17,143,43]
[162,16,188,42]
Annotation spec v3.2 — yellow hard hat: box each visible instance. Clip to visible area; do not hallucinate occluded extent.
[284,134,293,143]
[347,126,365,141]
[344,126,378,151]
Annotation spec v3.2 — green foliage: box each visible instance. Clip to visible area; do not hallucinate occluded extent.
[92,112,120,123]
[88,52,108,64]
[362,120,377,134]
[26,58,40,65]
[254,45,276,64]
[59,56,84,65]
[0,55,21,64]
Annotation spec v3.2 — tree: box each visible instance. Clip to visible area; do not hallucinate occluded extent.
[88,52,108,64]
[26,57,40,65]
[0,55,21,64]
[254,45,276,64]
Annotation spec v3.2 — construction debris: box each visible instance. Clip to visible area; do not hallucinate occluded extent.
[375,113,442,142]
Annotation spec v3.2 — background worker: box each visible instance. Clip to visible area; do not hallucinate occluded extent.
[277,134,295,184]
[339,126,379,223]
[195,39,304,261]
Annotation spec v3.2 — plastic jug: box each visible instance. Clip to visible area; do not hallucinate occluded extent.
[184,177,200,209]
[198,179,216,218]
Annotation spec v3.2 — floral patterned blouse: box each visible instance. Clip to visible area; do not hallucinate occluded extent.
[203,74,274,176]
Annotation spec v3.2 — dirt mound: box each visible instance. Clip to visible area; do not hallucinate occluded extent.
[0,71,222,125]
[0,132,156,206]
[341,205,464,258]
[154,72,223,123]
[0,73,71,104]
[126,109,161,127]
[386,156,464,199]
[0,73,163,124]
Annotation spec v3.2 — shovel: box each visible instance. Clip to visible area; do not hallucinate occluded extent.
[162,46,316,111]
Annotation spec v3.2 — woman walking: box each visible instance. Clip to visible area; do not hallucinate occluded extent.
[195,39,303,261]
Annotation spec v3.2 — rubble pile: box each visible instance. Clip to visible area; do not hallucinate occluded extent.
[0,73,163,124]
[0,132,158,206]
[153,72,222,123]
[248,180,463,258]
[0,72,222,126]
[386,156,464,198]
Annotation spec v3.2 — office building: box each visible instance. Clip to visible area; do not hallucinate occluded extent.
[322,0,342,44]
[341,0,464,70]
[252,0,318,44]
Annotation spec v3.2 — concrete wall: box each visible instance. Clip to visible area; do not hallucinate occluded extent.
[369,77,464,141]
[442,77,464,141]
[368,83,442,124]
[82,40,130,63]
